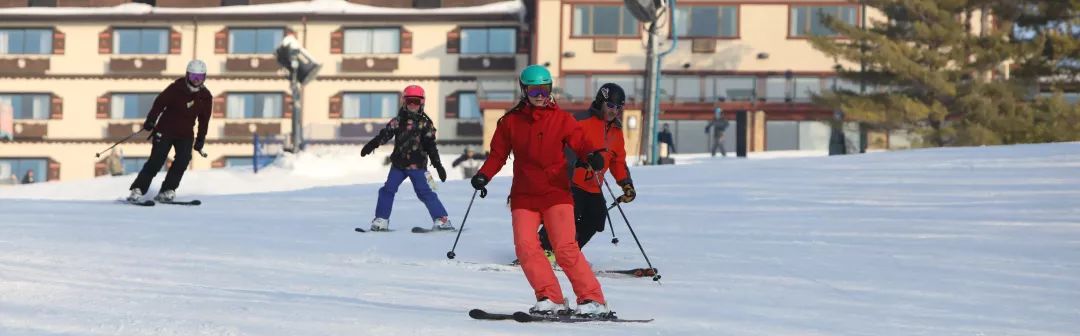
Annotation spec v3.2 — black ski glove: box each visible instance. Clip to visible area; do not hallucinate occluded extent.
[617,183,636,203]
[433,161,447,182]
[193,138,205,152]
[471,174,489,198]
[361,139,378,157]
[585,150,605,171]
[142,119,155,131]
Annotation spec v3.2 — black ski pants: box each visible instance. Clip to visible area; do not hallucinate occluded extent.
[538,187,607,251]
[130,135,193,194]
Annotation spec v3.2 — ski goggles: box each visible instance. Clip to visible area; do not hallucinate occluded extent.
[605,102,624,110]
[187,73,206,83]
[403,97,424,105]
[525,85,552,98]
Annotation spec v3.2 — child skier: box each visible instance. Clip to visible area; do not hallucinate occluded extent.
[470,65,612,318]
[361,85,452,232]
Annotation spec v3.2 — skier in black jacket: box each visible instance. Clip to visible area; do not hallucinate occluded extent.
[361,85,452,232]
[127,59,212,203]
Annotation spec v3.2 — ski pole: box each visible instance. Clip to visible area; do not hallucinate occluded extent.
[589,170,619,245]
[94,130,143,158]
[197,150,209,158]
[446,189,479,259]
[602,179,661,282]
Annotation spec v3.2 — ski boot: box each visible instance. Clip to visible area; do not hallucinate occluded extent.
[529,298,570,317]
[370,218,390,232]
[432,216,456,231]
[154,189,176,202]
[126,188,143,202]
[573,300,613,319]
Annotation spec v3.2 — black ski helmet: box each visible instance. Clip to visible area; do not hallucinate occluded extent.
[592,83,626,114]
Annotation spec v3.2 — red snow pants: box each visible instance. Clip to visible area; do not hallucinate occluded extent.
[512,203,605,305]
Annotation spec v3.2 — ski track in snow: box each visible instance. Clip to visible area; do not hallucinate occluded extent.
[1,143,1079,335]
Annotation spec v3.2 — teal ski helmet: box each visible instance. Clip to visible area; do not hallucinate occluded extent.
[519,65,552,87]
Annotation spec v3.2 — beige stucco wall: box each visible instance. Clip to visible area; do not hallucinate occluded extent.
[556,2,886,74]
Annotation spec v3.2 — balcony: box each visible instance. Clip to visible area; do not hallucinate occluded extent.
[341,57,399,72]
[458,56,516,71]
[224,57,280,73]
[109,58,167,73]
[0,58,50,75]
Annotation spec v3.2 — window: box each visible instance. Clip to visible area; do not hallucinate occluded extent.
[764,76,788,102]
[229,28,284,54]
[28,0,56,7]
[659,76,702,102]
[560,75,588,102]
[790,6,857,37]
[592,75,644,98]
[413,0,440,8]
[793,77,822,102]
[0,158,48,183]
[461,28,515,54]
[674,6,738,38]
[0,29,53,54]
[221,0,249,5]
[344,28,400,54]
[342,93,398,119]
[827,77,862,93]
[705,76,755,102]
[226,93,283,119]
[573,5,638,37]
[766,121,798,151]
[121,157,165,174]
[110,93,157,119]
[458,93,481,120]
[478,79,517,101]
[0,94,50,120]
[114,28,168,54]
[767,121,831,151]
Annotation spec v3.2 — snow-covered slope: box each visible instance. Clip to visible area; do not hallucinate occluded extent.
[1,143,1078,335]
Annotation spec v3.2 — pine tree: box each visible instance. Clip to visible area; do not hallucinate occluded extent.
[809,0,1019,147]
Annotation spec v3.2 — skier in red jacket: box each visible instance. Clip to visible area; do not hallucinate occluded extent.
[537,83,635,252]
[470,65,612,318]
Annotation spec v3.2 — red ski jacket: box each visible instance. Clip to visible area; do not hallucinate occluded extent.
[478,101,599,210]
[570,113,632,193]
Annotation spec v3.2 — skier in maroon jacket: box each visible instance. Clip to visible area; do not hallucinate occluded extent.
[126,59,212,203]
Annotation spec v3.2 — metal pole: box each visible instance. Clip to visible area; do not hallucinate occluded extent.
[648,0,678,164]
[639,21,657,165]
[290,78,303,152]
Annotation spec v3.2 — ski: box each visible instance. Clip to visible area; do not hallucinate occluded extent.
[157,200,201,206]
[471,309,652,323]
[119,199,155,206]
[598,268,658,278]
[411,226,460,233]
[511,311,652,323]
[468,309,515,321]
[354,227,395,233]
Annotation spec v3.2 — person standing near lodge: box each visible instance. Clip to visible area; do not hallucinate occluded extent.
[705,108,729,157]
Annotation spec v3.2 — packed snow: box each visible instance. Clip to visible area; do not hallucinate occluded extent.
[1,143,1078,335]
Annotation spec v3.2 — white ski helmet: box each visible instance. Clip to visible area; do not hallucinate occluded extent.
[186,59,207,74]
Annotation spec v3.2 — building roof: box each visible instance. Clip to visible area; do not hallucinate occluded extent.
[0,0,524,21]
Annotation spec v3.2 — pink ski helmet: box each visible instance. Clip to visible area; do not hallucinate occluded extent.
[402,85,425,105]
